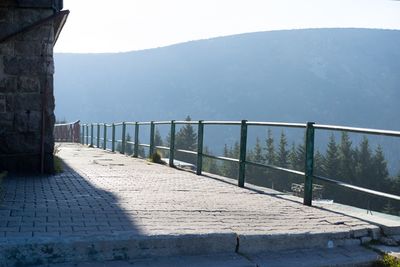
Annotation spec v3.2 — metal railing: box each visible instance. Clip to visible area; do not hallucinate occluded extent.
[54,120,80,142]
[79,120,400,206]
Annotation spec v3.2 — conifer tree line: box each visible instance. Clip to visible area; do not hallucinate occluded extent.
[221,130,400,216]
[116,117,400,216]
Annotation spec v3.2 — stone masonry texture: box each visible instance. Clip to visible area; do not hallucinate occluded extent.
[0,0,63,173]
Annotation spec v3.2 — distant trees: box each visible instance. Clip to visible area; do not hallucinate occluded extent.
[219,129,397,215]
[173,116,197,164]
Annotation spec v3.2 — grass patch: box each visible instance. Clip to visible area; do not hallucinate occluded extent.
[372,254,400,267]
[149,151,166,165]
[53,143,63,173]
[54,156,63,173]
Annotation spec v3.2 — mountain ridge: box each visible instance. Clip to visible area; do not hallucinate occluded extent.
[54,28,400,131]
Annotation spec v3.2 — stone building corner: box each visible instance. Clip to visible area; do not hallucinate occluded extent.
[0,0,68,173]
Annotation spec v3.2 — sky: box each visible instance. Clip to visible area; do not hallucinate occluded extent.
[54,0,400,53]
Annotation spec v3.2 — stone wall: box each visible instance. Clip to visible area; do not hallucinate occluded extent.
[0,0,65,173]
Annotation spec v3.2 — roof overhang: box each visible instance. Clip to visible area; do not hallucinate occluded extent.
[0,10,69,45]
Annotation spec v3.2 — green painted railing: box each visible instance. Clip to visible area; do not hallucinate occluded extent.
[79,120,400,206]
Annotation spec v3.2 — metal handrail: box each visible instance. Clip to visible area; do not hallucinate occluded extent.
[247,121,307,128]
[203,120,241,125]
[175,120,199,124]
[79,119,400,207]
[314,124,400,137]
[314,175,400,201]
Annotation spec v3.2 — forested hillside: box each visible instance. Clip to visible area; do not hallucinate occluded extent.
[54,28,400,131]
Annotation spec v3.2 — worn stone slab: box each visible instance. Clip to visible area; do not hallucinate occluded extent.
[0,233,237,266]
[313,200,400,236]
[36,253,254,267]
[34,247,380,267]
[246,246,380,267]
[0,143,383,266]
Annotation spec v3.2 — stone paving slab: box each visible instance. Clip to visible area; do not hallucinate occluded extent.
[35,247,380,267]
[0,143,382,266]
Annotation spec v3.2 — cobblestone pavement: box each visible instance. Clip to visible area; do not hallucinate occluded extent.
[0,143,381,265]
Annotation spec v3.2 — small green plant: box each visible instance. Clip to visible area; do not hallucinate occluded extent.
[53,144,63,173]
[150,151,165,164]
[372,254,400,267]
[53,156,63,173]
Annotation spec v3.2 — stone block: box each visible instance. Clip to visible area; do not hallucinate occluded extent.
[17,0,62,10]
[0,42,15,56]
[15,92,41,111]
[0,98,5,113]
[0,76,17,93]
[0,22,18,40]
[17,76,40,93]
[0,8,13,23]
[0,93,14,112]
[369,228,381,240]
[361,236,372,244]
[0,152,41,173]
[14,8,54,28]
[0,131,41,154]
[379,237,398,246]
[14,41,43,56]
[4,55,46,75]
[16,24,54,42]
[14,109,42,132]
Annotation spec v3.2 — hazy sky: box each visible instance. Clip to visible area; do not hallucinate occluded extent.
[55,0,400,53]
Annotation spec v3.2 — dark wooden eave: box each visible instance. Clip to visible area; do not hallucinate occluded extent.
[0,10,69,45]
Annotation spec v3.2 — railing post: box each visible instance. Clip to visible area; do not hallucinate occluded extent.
[134,122,139,157]
[121,122,126,154]
[90,124,94,147]
[96,124,100,148]
[303,122,315,206]
[149,121,155,157]
[86,124,89,145]
[103,124,107,150]
[81,125,85,144]
[111,123,116,152]
[169,120,175,167]
[196,120,204,175]
[238,120,248,187]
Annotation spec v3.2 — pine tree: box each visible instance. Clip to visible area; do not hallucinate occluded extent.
[274,131,289,190]
[175,116,197,163]
[252,137,264,163]
[295,141,305,172]
[247,137,265,180]
[231,141,240,159]
[264,129,277,189]
[355,136,373,187]
[154,129,163,146]
[265,129,275,166]
[175,116,197,151]
[202,146,219,174]
[372,145,389,180]
[289,142,297,170]
[222,143,238,178]
[323,133,340,178]
[314,150,325,176]
[338,131,355,184]
[277,131,289,168]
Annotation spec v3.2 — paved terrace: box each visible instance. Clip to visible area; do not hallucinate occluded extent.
[0,143,387,266]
